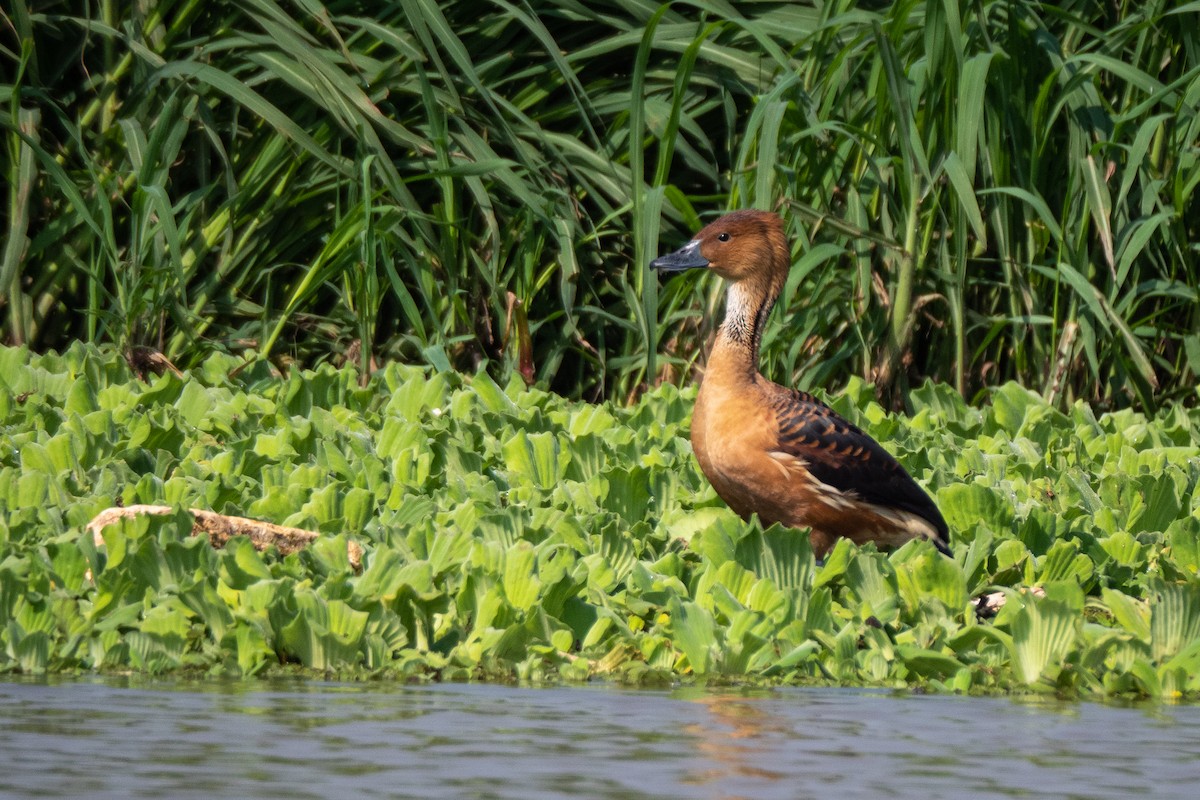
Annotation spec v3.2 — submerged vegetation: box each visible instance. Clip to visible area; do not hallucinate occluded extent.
[3,0,1199,409]
[3,344,1199,698]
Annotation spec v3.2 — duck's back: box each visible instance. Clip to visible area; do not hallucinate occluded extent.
[691,372,949,556]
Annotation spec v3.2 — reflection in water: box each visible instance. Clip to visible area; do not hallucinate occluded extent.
[680,688,1200,800]
[1,678,1199,799]
[685,692,793,789]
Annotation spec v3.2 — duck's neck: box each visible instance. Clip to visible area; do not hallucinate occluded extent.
[707,279,779,385]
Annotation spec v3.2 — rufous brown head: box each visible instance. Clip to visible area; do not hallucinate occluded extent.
[650,210,790,287]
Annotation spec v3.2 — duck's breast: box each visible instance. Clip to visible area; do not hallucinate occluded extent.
[690,376,796,521]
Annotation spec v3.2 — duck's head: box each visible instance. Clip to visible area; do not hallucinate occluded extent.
[650,210,789,290]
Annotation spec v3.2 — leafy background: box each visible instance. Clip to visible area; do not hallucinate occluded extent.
[3,0,1198,409]
[3,344,1199,697]
[3,1,1200,696]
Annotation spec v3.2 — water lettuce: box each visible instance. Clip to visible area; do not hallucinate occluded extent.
[2,343,1199,698]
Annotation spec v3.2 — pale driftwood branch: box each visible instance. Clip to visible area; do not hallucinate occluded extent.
[86,504,363,572]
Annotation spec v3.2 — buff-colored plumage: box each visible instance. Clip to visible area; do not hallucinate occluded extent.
[652,210,950,558]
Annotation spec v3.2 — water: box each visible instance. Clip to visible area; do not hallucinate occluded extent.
[2,679,1198,799]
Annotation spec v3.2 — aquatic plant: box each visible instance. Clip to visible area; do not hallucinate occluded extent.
[2,344,1199,698]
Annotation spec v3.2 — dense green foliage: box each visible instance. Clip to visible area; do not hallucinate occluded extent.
[3,344,1200,697]
[3,1,1198,408]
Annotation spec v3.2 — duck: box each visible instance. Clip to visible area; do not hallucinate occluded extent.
[651,209,951,558]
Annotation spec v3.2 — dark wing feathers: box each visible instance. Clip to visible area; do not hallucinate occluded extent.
[772,391,949,541]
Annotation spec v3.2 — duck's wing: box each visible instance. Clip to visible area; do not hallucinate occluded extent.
[770,390,950,544]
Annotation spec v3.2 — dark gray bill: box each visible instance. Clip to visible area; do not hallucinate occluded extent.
[650,239,708,272]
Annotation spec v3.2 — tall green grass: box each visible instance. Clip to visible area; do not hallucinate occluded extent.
[2,0,1197,408]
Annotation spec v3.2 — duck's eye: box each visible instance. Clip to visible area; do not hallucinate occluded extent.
[716,232,731,242]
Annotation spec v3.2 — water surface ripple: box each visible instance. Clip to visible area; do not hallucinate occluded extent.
[2,680,1198,799]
